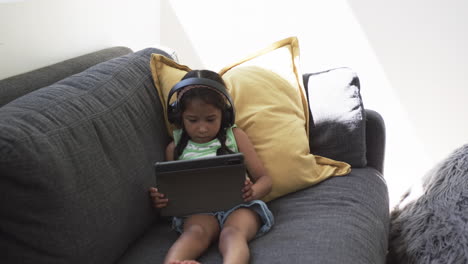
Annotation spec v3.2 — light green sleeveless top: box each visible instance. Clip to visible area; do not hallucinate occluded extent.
[173,125,238,160]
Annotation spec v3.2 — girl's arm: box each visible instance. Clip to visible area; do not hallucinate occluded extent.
[148,141,176,208]
[165,141,175,161]
[233,128,272,201]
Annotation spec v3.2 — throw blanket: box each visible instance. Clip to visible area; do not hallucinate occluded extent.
[388,144,468,264]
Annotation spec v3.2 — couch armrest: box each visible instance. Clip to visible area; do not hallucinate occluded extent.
[365,109,386,174]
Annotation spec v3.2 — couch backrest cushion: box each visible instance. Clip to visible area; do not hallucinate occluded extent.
[0,48,169,264]
[0,46,133,107]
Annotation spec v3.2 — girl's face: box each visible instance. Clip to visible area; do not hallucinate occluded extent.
[182,98,222,144]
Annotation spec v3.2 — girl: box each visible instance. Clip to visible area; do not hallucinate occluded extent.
[149,70,274,264]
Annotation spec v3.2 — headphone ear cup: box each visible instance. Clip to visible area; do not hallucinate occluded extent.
[224,106,234,127]
[167,101,180,125]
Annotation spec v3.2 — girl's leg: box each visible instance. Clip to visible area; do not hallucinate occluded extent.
[168,261,201,264]
[164,214,220,264]
[218,208,261,264]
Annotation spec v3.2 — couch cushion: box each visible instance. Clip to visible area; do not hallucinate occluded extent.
[304,67,367,167]
[0,48,170,264]
[116,167,389,264]
[255,168,388,264]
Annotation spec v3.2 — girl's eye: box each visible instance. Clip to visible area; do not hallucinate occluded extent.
[185,118,197,123]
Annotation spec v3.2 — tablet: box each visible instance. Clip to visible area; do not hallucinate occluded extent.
[154,153,246,217]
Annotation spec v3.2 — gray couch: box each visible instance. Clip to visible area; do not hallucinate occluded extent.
[0,47,389,263]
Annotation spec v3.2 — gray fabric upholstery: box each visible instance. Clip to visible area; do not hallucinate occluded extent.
[117,168,389,264]
[0,48,170,264]
[303,68,367,167]
[365,109,386,173]
[0,46,133,107]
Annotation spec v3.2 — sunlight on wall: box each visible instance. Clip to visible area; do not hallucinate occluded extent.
[161,0,435,208]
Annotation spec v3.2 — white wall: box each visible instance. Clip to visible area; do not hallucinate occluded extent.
[160,0,468,208]
[0,0,160,80]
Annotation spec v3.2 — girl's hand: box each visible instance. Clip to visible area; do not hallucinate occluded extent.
[242,178,256,202]
[149,187,168,208]
[233,128,272,201]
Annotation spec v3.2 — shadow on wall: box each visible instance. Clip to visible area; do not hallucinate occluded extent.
[345,0,428,126]
[346,0,468,162]
[346,0,468,209]
[160,0,204,69]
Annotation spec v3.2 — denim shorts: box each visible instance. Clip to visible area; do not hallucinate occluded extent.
[172,200,274,238]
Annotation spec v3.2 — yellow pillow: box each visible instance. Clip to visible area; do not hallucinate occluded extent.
[150,37,351,202]
[150,54,191,136]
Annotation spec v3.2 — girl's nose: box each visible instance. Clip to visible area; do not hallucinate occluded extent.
[198,125,208,133]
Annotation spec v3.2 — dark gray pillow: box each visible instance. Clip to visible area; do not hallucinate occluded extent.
[304,67,366,167]
[0,48,170,264]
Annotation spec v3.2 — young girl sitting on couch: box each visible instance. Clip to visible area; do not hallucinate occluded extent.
[149,69,274,264]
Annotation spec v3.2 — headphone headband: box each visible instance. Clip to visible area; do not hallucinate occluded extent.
[167,78,232,107]
[166,77,235,126]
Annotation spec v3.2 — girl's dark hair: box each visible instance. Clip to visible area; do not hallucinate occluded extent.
[174,70,234,160]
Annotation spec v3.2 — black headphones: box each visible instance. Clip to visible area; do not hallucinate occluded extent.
[166,77,235,127]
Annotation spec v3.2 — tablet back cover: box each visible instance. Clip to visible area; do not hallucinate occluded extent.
[155,153,245,217]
